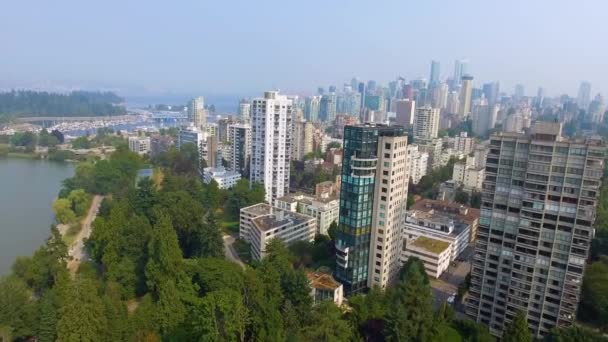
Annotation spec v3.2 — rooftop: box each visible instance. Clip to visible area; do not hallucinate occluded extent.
[307,271,342,291]
[411,199,480,225]
[241,203,273,216]
[251,209,315,232]
[411,236,450,254]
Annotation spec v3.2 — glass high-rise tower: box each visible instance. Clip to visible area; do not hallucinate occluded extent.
[466,122,605,338]
[335,124,408,294]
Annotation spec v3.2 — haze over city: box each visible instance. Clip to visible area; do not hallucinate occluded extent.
[1,0,607,97]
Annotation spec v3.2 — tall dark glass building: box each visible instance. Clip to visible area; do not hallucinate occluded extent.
[335,124,406,294]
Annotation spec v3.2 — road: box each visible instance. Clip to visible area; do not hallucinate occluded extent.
[223,235,245,269]
[67,195,103,274]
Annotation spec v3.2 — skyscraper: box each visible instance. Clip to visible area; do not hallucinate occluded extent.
[228,123,251,175]
[335,124,408,294]
[250,91,293,204]
[395,99,415,128]
[471,104,497,137]
[453,59,469,87]
[413,106,440,140]
[188,96,207,129]
[459,75,474,117]
[320,93,337,122]
[466,122,605,338]
[304,96,321,122]
[514,84,525,100]
[577,81,592,110]
[587,94,605,124]
[238,99,251,121]
[482,82,500,105]
[536,87,545,108]
[429,60,440,88]
[292,121,314,161]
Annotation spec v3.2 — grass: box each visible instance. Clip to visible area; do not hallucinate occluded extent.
[221,221,239,235]
[438,326,463,342]
[7,152,39,159]
[411,236,450,254]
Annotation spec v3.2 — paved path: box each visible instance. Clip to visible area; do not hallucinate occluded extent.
[223,235,245,269]
[67,195,103,274]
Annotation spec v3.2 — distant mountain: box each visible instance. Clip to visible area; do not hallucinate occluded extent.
[0,90,127,120]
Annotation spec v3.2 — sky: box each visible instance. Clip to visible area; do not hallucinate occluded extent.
[1,0,607,98]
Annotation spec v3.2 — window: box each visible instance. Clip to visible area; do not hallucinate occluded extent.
[385,143,391,149]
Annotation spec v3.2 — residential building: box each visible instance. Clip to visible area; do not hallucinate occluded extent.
[239,203,316,260]
[452,156,484,191]
[307,271,344,306]
[454,132,475,154]
[292,121,315,160]
[227,123,251,175]
[413,107,440,140]
[128,136,150,155]
[334,114,358,138]
[418,138,443,170]
[305,96,321,122]
[206,135,218,168]
[178,126,207,168]
[472,104,498,137]
[203,167,241,189]
[402,236,451,278]
[407,144,429,184]
[276,192,339,236]
[250,91,293,204]
[402,210,471,274]
[188,96,207,129]
[239,99,251,121]
[335,124,409,294]
[466,122,606,338]
[320,93,337,122]
[411,198,480,243]
[394,99,415,128]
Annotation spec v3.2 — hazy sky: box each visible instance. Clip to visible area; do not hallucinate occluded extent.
[1,0,606,97]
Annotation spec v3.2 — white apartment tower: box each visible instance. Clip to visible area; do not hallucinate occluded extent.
[367,134,410,289]
[188,96,207,129]
[250,91,293,204]
[413,106,440,140]
[228,123,251,176]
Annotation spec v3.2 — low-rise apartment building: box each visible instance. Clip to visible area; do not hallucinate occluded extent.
[276,193,339,236]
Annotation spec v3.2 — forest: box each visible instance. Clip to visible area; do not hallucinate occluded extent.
[0,90,126,119]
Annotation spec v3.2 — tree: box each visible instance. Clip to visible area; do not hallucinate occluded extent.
[454,188,470,205]
[144,210,190,333]
[67,189,91,216]
[37,289,61,342]
[51,129,65,143]
[53,198,76,224]
[385,257,434,341]
[0,276,36,339]
[502,311,532,342]
[189,289,248,341]
[543,325,608,342]
[10,131,36,147]
[579,258,608,329]
[327,221,339,241]
[326,141,341,151]
[300,301,354,341]
[56,276,107,342]
[71,136,92,149]
[197,211,225,258]
[38,129,60,147]
[452,319,493,342]
[348,286,389,340]
[470,191,481,208]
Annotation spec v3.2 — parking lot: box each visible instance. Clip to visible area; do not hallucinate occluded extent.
[430,246,473,311]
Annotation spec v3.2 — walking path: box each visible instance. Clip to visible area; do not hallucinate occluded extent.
[67,195,103,274]
[223,234,245,269]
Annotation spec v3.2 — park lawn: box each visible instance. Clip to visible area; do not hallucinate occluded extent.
[222,221,239,235]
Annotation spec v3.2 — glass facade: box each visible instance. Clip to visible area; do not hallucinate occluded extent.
[335,125,405,294]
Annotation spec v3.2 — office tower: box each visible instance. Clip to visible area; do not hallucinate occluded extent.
[587,94,605,124]
[453,59,469,87]
[513,84,525,100]
[239,99,251,121]
[395,99,415,128]
[577,82,592,110]
[338,92,362,118]
[536,87,545,108]
[482,82,500,105]
[305,96,321,122]
[429,60,440,88]
[415,88,429,107]
[364,94,384,111]
[447,91,460,114]
[292,121,315,160]
[472,104,498,137]
[250,91,293,204]
[335,124,408,294]
[228,123,251,175]
[317,87,325,95]
[188,96,207,129]
[351,77,359,91]
[467,121,605,338]
[433,82,449,109]
[367,80,377,93]
[320,93,337,122]
[413,106,440,139]
[458,75,474,117]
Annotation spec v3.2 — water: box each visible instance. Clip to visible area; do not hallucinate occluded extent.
[0,158,74,275]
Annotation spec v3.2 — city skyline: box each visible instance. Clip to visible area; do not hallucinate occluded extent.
[1,0,607,97]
